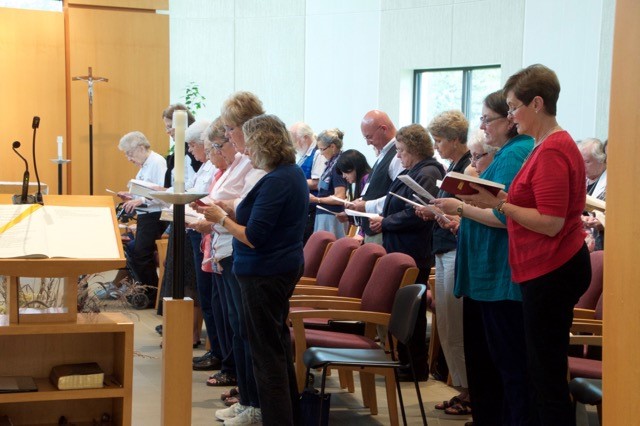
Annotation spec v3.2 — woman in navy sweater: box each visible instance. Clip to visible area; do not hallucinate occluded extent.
[204,114,308,426]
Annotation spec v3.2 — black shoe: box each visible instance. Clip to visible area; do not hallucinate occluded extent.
[193,350,212,363]
[193,353,221,371]
[155,325,163,336]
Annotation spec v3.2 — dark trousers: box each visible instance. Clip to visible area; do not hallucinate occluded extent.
[520,244,591,426]
[211,272,236,374]
[130,211,167,288]
[188,230,222,359]
[237,265,303,426]
[220,256,259,407]
[464,297,530,426]
[302,206,317,245]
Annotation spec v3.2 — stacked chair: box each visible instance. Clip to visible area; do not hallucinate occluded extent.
[289,252,419,425]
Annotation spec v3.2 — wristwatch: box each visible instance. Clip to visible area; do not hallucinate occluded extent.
[218,215,227,227]
[456,203,464,217]
[496,200,507,214]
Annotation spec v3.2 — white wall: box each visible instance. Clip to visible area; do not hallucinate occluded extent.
[522,0,613,141]
[169,0,614,161]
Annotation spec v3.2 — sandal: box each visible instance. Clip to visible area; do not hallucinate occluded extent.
[444,400,472,415]
[221,387,239,401]
[224,396,239,406]
[206,372,237,387]
[435,396,461,410]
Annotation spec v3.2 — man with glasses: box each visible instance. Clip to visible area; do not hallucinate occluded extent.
[352,110,404,244]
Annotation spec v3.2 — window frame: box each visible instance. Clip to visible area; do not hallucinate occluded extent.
[412,64,501,123]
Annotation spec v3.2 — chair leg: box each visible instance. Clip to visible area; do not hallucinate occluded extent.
[383,370,399,426]
[408,356,428,425]
[338,369,355,392]
[394,368,408,426]
[360,371,378,413]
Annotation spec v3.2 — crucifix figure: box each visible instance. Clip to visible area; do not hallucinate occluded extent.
[73,66,108,195]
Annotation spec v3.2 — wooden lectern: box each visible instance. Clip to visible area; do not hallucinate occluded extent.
[0,195,133,425]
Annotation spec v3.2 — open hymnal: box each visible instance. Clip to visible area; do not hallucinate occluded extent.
[128,179,164,198]
[437,171,505,196]
[50,362,104,390]
[388,192,450,223]
[160,205,203,224]
[0,204,121,259]
[397,175,436,201]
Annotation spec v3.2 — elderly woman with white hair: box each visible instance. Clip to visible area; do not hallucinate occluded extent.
[578,137,607,250]
[116,131,168,307]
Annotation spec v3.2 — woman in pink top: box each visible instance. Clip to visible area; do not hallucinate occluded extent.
[460,64,591,425]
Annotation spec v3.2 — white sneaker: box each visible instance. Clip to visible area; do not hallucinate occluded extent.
[223,407,262,425]
[215,403,247,422]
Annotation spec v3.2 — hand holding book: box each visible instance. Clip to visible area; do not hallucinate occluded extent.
[457,183,507,210]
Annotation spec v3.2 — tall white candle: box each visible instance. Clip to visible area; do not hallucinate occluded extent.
[173,110,187,193]
[57,136,63,160]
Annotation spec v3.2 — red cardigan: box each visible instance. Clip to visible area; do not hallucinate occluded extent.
[507,131,586,283]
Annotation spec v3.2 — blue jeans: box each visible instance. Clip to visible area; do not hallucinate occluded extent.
[236,265,303,426]
[220,256,259,407]
[187,230,221,359]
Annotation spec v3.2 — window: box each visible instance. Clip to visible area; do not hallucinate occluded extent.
[413,66,502,128]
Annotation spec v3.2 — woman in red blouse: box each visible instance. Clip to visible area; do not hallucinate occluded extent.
[459,64,591,425]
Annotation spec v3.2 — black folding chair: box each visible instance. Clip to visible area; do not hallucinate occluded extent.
[302,284,428,425]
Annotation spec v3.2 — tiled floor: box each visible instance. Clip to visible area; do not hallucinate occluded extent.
[127,307,471,425]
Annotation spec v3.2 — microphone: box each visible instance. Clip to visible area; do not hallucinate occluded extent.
[11,141,31,204]
[31,116,43,204]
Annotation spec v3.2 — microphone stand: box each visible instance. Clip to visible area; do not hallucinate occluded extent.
[50,158,71,195]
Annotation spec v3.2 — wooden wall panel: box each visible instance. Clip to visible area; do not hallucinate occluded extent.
[604,0,640,423]
[67,5,169,195]
[68,0,168,10]
[0,9,66,195]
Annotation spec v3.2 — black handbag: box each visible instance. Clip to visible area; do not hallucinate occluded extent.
[299,387,330,426]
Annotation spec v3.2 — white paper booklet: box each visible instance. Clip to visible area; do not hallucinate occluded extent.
[160,205,204,224]
[0,204,121,259]
[397,175,436,201]
[344,209,381,219]
[128,179,163,198]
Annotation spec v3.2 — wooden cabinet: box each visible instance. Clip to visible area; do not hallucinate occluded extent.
[0,313,133,425]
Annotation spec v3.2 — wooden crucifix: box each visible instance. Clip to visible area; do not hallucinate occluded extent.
[73,66,108,195]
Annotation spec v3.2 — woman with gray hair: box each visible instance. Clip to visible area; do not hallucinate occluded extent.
[578,137,607,250]
[466,129,498,176]
[204,114,308,426]
[310,128,348,238]
[116,131,168,307]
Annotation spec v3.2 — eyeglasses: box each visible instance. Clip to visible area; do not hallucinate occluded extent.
[471,152,488,162]
[507,103,527,116]
[223,125,236,133]
[319,144,334,152]
[213,140,230,150]
[479,115,504,125]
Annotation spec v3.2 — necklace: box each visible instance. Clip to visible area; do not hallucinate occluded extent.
[520,125,562,167]
[535,124,561,146]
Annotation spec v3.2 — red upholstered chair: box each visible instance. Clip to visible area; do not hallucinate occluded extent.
[568,321,602,379]
[293,243,386,298]
[295,237,361,289]
[302,231,336,279]
[290,252,419,423]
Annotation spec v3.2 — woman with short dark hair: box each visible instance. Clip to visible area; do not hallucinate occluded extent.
[458,64,591,425]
